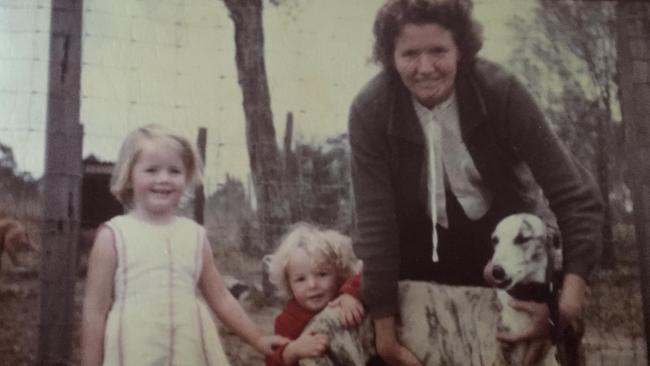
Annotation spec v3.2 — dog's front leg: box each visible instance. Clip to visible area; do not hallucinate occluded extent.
[498,292,559,366]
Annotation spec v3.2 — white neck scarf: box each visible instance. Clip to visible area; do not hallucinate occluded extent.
[413,92,493,263]
[413,94,455,262]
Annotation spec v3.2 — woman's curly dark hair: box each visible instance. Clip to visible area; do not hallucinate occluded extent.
[372,0,483,71]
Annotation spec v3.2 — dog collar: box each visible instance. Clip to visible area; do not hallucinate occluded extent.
[506,282,552,303]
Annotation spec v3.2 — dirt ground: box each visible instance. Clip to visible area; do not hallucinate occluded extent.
[0,264,282,366]
[0,255,645,366]
[0,271,41,366]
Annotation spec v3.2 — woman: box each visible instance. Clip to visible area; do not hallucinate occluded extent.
[348,0,603,365]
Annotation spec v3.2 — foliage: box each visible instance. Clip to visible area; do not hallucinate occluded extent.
[507,1,633,229]
[0,142,17,170]
[285,133,353,234]
[204,175,261,257]
[507,1,630,266]
[0,141,41,219]
[204,134,354,260]
[508,0,619,165]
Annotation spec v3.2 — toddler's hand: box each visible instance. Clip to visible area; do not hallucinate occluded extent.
[329,293,364,328]
[292,330,329,359]
[255,334,290,355]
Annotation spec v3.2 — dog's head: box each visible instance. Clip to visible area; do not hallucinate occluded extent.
[486,214,550,290]
[3,221,36,253]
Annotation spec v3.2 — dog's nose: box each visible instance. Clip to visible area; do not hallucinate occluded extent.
[492,265,506,281]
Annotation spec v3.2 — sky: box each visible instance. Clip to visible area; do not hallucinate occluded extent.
[0,0,534,192]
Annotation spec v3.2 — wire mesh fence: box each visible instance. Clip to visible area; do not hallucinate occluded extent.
[580,222,647,365]
[0,0,647,365]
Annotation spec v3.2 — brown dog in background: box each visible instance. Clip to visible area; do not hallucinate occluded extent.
[0,217,37,271]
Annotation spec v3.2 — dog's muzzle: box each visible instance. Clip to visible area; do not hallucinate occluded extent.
[491,265,512,289]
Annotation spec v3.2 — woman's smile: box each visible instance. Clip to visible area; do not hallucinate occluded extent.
[393,23,460,108]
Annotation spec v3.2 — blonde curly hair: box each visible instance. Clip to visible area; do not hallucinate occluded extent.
[268,222,361,299]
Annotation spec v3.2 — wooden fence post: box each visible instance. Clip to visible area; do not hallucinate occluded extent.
[194,127,207,224]
[37,0,84,364]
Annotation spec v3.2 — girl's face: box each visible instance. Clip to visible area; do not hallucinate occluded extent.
[393,22,460,108]
[130,139,188,222]
[286,248,339,312]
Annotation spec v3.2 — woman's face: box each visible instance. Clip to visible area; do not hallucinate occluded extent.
[393,23,460,108]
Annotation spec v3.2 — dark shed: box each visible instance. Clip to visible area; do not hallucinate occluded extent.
[81,155,123,228]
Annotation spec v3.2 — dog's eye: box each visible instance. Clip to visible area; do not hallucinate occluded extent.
[531,251,542,261]
[491,236,498,247]
[514,233,530,245]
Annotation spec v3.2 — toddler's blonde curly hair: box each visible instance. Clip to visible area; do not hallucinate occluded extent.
[268,222,361,299]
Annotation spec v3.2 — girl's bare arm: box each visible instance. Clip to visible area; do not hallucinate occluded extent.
[80,227,117,366]
[198,240,287,355]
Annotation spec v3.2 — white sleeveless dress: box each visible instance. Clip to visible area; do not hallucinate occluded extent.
[102,215,230,366]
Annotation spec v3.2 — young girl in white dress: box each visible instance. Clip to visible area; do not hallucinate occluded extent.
[81,124,288,366]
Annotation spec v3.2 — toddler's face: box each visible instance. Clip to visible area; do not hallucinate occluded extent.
[286,248,339,312]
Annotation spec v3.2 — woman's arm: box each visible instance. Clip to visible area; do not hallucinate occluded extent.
[374,316,423,366]
[199,240,287,355]
[348,87,423,364]
[558,273,586,327]
[502,76,604,282]
[348,97,401,319]
[495,74,602,363]
[80,226,117,366]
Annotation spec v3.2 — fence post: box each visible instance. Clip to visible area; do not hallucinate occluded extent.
[616,2,650,360]
[194,127,207,224]
[37,0,84,365]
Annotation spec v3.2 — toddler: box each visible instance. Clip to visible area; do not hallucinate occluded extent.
[80,124,287,366]
[266,222,364,366]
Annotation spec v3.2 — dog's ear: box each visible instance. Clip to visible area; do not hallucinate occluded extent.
[0,218,13,237]
[552,232,562,249]
[6,227,22,249]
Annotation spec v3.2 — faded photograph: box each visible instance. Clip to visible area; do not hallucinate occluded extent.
[0,0,647,365]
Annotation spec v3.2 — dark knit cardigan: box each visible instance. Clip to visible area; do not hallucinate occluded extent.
[348,58,604,318]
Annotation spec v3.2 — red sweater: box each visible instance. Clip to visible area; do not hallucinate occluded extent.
[265,274,361,366]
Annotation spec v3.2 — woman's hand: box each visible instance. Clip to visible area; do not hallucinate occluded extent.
[375,316,423,366]
[328,293,365,328]
[377,342,423,366]
[558,273,586,329]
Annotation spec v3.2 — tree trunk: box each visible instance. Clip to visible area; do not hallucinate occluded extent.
[222,0,289,252]
[616,1,650,357]
[38,0,83,364]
